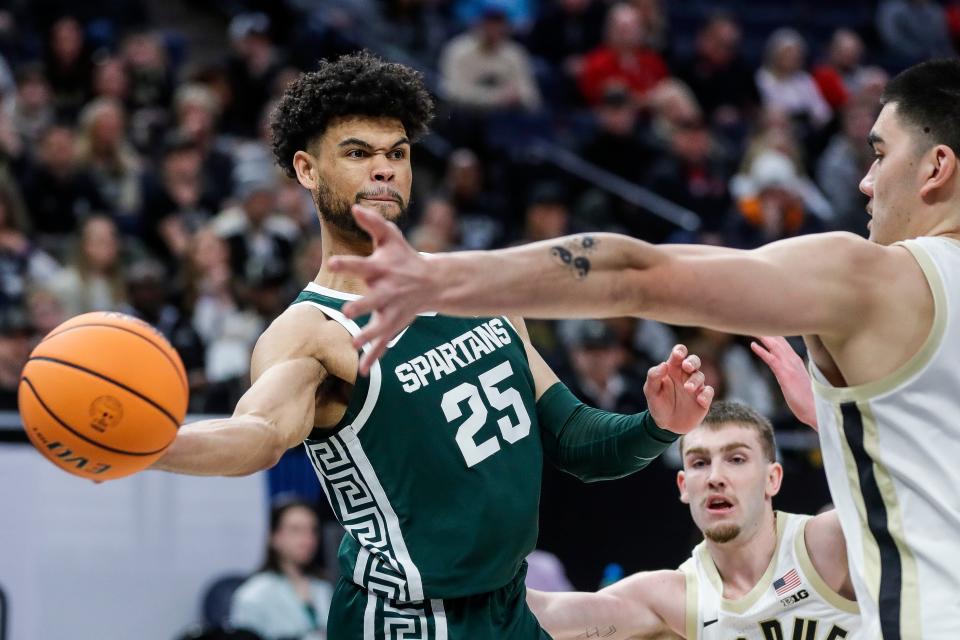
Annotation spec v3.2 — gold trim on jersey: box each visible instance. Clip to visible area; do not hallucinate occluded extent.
[858,402,923,639]
[679,558,700,640]
[810,240,947,403]
[825,400,883,605]
[696,512,787,615]
[794,516,859,615]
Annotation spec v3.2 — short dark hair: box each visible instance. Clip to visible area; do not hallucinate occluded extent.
[259,497,324,577]
[881,58,960,156]
[679,401,777,463]
[270,51,435,178]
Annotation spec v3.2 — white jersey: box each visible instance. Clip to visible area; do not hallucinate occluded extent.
[810,236,960,640]
[680,511,860,640]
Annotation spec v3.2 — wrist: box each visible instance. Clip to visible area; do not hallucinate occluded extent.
[644,411,681,441]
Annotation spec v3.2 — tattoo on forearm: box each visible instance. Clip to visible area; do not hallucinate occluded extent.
[550,235,597,279]
[576,626,617,638]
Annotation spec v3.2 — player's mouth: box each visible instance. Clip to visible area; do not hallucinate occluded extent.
[705,495,735,514]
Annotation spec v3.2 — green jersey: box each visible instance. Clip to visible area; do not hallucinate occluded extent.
[294,283,543,602]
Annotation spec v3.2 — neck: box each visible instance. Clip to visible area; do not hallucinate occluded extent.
[313,222,373,294]
[279,559,305,581]
[706,510,777,598]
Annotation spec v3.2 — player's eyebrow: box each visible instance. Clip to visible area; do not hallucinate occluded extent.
[338,137,410,149]
[338,138,374,150]
[867,131,885,148]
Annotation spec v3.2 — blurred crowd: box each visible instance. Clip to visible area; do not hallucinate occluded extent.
[0,0,957,424]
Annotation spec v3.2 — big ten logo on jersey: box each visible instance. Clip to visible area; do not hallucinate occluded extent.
[743,617,851,640]
[394,318,513,392]
[780,589,809,607]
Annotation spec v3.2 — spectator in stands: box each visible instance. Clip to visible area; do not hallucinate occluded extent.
[120,258,206,390]
[140,135,216,272]
[755,28,832,132]
[579,84,651,185]
[0,178,60,309]
[173,83,235,210]
[630,0,669,53]
[561,319,649,414]
[409,196,462,253]
[49,214,126,316]
[877,0,954,64]
[645,110,733,234]
[528,0,606,100]
[673,13,758,127]
[683,327,775,417]
[182,226,260,412]
[577,2,668,106]
[383,0,451,60]
[726,149,824,249]
[215,168,296,286]
[25,285,66,338]
[812,29,868,111]
[440,3,542,113]
[44,16,91,118]
[11,63,55,150]
[516,181,571,244]
[0,305,31,409]
[91,55,130,106]
[816,97,877,235]
[17,124,106,245]
[230,498,333,640]
[223,13,284,138]
[439,148,507,248]
[75,97,144,231]
[121,30,174,112]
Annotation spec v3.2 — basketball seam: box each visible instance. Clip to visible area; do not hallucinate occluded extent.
[40,322,188,396]
[26,356,182,428]
[20,376,171,456]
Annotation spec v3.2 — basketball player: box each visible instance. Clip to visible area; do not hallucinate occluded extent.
[152,52,714,639]
[330,58,960,638]
[526,401,858,640]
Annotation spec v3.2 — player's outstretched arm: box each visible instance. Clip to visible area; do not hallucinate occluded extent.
[526,570,685,640]
[153,306,327,476]
[515,316,712,481]
[750,336,818,430]
[329,206,883,373]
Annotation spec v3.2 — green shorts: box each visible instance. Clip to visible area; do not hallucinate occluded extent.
[326,563,552,639]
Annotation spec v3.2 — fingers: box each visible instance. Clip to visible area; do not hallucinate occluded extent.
[681,353,701,374]
[343,295,378,320]
[328,254,383,280]
[351,204,397,244]
[358,337,388,376]
[644,362,667,394]
[697,385,715,408]
[667,344,688,369]
[684,370,705,392]
[750,340,774,364]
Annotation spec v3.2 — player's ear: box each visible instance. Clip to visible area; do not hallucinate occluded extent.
[765,461,783,499]
[677,470,690,504]
[919,144,957,199]
[293,150,319,190]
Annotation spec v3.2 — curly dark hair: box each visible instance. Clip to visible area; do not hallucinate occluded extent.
[270,51,435,178]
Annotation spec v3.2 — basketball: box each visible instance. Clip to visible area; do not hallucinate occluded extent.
[17,311,187,481]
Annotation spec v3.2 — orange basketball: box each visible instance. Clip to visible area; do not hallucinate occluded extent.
[17,311,187,480]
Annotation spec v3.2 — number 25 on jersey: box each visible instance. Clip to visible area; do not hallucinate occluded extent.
[440,361,531,467]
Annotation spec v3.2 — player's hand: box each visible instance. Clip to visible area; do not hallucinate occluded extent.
[327,205,439,374]
[750,336,818,430]
[644,344,714,435]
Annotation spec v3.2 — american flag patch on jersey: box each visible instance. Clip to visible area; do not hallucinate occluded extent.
[774,569,802,595]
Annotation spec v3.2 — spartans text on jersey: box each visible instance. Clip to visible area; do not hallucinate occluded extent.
[394,318,514,392]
